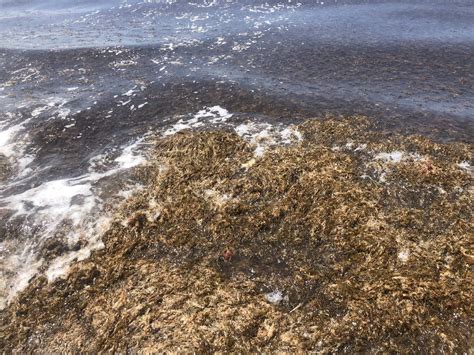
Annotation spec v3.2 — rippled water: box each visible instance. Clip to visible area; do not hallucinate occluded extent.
[0,0,473,308]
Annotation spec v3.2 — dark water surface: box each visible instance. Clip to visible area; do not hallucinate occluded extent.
[0,0,473,307]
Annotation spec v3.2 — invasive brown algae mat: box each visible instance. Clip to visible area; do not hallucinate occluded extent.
[0,116,472,352]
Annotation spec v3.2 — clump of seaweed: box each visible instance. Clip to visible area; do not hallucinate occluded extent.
[0,154,11,182]
[0,116,472,352]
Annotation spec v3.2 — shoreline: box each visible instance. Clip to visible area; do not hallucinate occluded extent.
[1,0,473,351]
[1,116,472,352]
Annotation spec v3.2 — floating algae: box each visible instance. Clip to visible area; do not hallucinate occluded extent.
[0,117,472,352]
[0,154,11,182]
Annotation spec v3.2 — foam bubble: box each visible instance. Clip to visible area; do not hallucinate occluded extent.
[163,106,232,136]
[234,121,302,157]
[457,161,471,170]
[0,123,24,158]
[194,105,233,122]
[0,246,43,309]
[398,249,410,263]
[114,138,147,170]
[45,216,109,281]
[265,290,284,304]
[0,137,149,308]
[6,178,96,228]
[374,151,405,163]
[374,151,422,163]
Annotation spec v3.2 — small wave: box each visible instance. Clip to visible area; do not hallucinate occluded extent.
[0,134,150,309]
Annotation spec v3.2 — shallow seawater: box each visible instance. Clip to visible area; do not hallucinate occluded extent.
[0,0,473,310]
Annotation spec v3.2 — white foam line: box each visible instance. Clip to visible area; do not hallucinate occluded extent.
[0,244,43,309]
[234,121,302,157]
[162,107,302,157]
[0,123,24,158]
[163,106,233,136]
[0,137,149,308]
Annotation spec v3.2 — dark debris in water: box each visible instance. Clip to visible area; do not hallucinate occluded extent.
[0,154,11,182]
[0,116,472,352]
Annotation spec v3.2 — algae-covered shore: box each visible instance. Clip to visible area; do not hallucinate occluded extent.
[0,116,472,352]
